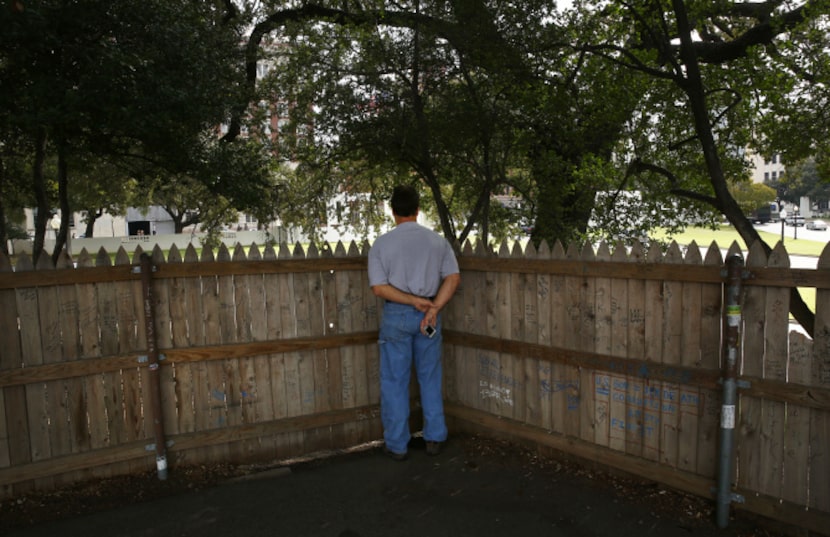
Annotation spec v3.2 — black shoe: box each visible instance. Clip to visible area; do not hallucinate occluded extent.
[384,448,408,461]
[425,441,442,456]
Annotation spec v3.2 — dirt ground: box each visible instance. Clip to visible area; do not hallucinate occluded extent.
[3,434,788,537]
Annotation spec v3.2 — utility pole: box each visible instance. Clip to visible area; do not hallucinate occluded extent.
[779,207,786,244]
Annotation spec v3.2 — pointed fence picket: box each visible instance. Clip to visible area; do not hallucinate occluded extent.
[0,238,828,535]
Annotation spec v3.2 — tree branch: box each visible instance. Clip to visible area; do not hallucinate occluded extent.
[692,2,809,64]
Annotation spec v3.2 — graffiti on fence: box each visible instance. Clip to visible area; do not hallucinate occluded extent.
[477,354,580,410]
[479,381,514,406]
[596,374,702,440]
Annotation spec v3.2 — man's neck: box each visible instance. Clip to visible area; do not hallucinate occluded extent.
[394,214,418,225]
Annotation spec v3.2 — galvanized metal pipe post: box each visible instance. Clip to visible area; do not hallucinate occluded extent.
[140,253,168,480]
[717,253,744,528]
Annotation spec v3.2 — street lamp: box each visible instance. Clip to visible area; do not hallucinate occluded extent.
[793,207,799,240]
[779,207,787,243]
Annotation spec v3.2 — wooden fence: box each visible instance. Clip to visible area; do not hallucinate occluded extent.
[0,238,828,534]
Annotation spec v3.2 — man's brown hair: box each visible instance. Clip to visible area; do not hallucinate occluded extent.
[391,185,420,217]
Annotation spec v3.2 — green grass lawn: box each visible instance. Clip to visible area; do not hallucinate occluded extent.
[653,225,825,313]
[651,225,829,257]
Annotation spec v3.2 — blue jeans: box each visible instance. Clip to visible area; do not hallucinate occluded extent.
[378,301,448,454]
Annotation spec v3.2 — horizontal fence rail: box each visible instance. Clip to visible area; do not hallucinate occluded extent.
[0,238,829,535]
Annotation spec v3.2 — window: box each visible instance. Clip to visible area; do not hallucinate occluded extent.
[764,172,769,181]
[772,171,777,180]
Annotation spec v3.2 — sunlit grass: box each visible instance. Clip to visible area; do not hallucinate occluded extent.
[651,225,828,257]
[652,225,823,314]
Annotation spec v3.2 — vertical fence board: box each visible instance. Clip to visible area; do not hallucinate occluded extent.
[625,242,646,457]
[167,246,195,436]
[353,240,374,441]
[321,244,345,449]
[359,240,381,441]
[53,252,84,478]
[759,244,789,499]
[809,246,830,512]
[607,242,629,453]
[739,241,768,494]
[117,248,145,438]
[457,241,474,411]
[443,248,459,405]
[511,242,539,425]
[578,243,597,444]
[95,250,123,474]
[563,243,582,438]
[593,243,612,448]
[549,241,567,436]
[184,245,213,465]
[294,245,325,451]
[308,244,334,451]
[73,251,107,462]
[262,244,286,457]
[18,255,53,489]
[334,243,359,445]
[535,241,553,432]
[521,242,539,427]
[248,245,276,456]
[785,332,811,506]
[678,242,703,472]
[502,241,521,423]
[479,245,499,415]
[0,253,27,495]
[231,245,256,445]
[117,249,146,478]
[53,251,86,464]
[494,241,512,418]
[37,254,68,477]
[659,243,683,468]
[641,244,664,461]
[199,247,230,463]
[696,243,723,479]
[218,245,243,438]
[279,243,304,455]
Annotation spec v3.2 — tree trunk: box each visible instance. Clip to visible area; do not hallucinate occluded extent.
[53,142,70,264]
[0,156,8,255]
[32,128,49,265]
[85,216,95,238]
[672,0,814,337]
[530,147,594,249]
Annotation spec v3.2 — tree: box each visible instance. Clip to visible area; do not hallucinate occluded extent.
[67,156,140,238]
[576,0,829,334]
[0,0,275,262]
[267,6,529,244]
[776,157,830,209]
[0,136,36,254]
[237,1,645,248]
[729,182,777,217]
[145,175,235,234]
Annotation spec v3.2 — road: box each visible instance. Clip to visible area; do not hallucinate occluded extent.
[753,221,827,268]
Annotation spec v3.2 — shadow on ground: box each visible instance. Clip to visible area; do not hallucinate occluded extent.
[5,434,783,537]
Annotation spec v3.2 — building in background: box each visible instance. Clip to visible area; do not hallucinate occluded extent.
[749,151,786,185]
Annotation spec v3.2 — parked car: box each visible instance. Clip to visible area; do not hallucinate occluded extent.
[806,219,827,231]
[786,215,805,227]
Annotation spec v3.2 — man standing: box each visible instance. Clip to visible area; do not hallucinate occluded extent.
[368,185,461,460]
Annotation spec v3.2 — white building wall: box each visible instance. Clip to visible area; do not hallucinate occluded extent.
[748,151,786,184]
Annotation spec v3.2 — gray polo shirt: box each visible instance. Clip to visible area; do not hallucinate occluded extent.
[368,221,459,298]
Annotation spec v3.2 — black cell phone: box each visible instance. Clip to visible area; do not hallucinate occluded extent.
[424,325,436,338]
